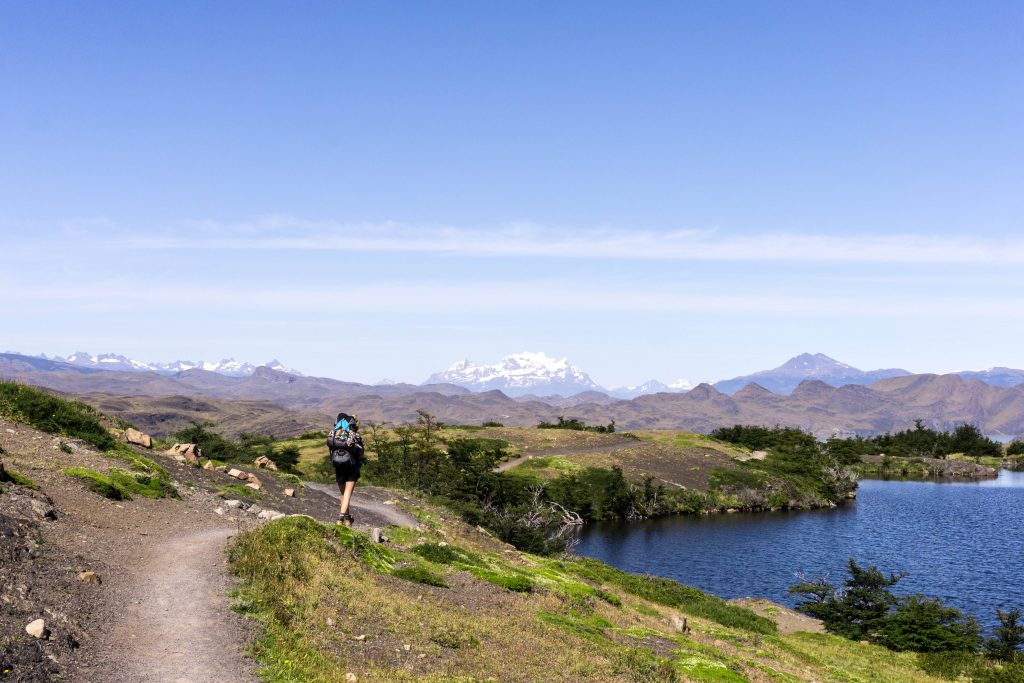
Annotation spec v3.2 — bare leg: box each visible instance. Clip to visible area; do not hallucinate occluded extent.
[340,480,356,516]
[337,481,346,517]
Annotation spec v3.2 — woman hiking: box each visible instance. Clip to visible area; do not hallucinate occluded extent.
[328,412,364,527]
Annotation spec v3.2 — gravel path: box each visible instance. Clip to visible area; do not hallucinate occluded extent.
[96,527,257,683]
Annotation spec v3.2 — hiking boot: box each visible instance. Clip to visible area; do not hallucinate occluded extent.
[342,513,354,528]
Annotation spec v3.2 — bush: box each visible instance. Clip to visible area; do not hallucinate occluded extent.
[481,421,504,428]
[538,416,615,433]
[1007,442,1024,456]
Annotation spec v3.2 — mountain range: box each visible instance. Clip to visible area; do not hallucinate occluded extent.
[425,351,693,399]
[712,353,913,395]
[31,352,301,378]
[3,350,1024,439]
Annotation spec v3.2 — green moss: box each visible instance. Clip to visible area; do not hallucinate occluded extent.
[392,564,449,587]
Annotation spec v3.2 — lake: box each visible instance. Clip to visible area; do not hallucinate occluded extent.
[576,470,1024,630]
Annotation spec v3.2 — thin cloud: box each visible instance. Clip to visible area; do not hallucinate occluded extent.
[102,217,1024,265]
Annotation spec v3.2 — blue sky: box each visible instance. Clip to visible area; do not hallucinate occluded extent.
[3,1,1023,387]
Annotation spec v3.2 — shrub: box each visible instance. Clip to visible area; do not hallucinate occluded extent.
[537,416,615,433]
[481,421,504,428]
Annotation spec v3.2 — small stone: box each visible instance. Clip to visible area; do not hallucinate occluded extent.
[248,505,263,515]
[283,488,295,497]
[253,455,279,471]
[202,460,215,471]
[224,499,244,509]
[345,674,358,683]
[257,509,282,521]
[245,481,262,491]
[326,617,335,627]
[370,528,383,544]
[403,644,411,652]
[353,634,366,641]
[25,618,48,639]
[214,507,226,515]
[77,571,102,585]
[437,541,448,547]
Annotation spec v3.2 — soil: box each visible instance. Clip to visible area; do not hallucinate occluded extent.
[728,598,825,635]
[0,417,416,682]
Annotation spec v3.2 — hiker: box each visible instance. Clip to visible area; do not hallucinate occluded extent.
[328,412,364,527]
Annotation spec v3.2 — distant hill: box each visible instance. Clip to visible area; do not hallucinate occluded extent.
[956,367,1024,388]
[714,353,911,395]
[32,351,302,377]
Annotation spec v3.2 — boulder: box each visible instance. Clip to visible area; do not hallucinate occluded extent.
[25,618,48,639]
[253,455,279,471]
[283,488,296,497]
[227,468,245,480]
[125,428,152,448]
[245,475,262,490]
[166,443,200,461]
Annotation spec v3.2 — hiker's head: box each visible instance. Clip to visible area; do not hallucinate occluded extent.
[350,416,360,431]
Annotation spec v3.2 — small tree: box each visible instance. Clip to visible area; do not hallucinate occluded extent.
[878,595,982,653]
[985,609,1024,662]
[790,559,903,641]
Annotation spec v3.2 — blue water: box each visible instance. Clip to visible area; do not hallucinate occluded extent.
[576,470,1024,630]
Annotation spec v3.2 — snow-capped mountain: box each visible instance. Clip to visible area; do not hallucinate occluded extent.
[609,378,693,400]
[425,352,603,397]
[54,352,301,378]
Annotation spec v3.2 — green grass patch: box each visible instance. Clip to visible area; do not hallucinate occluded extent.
[566,557,776,634]
[64,467,128,500]
[468,567,534,592]
[392,564,448,587]
[539,610,613,643]
[411,542,484,567]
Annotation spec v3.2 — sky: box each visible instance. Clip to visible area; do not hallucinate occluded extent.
[3,1,1024,387]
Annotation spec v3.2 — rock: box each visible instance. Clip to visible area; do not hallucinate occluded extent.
[30,499,57,521]
[166,443,200,461]
[345,674,358,682]
[173,455,186,463]
[475,525,491,536]
[353,635,366,641]
[257,509,285,521]
[125,428,152,448]
[214,507,226,515]
[202,460,215,471]
[224,499,244,509]
[437,541,448,547]
[270,513,286,521]
[370,528,383,544]
[247,504,263,515]
[283,488,296,497]
[325,617,335,627]
[25,618,48,639]
[77,571,102,585]
[227,468,245,480]
[245,475,262,491]
[669,614,689,632]
[253,455,279,471]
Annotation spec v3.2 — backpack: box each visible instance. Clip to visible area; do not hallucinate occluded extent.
[327,415,363,466]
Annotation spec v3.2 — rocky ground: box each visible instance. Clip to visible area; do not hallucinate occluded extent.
[0,416,415,682]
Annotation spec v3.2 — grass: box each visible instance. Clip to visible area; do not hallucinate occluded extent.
[0,466,39,491]
[226,508,950,683]
[0,381,118,451]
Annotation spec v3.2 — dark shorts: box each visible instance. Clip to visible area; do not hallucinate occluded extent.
[334,460,361,484]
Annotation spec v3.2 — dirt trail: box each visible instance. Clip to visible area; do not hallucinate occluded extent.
[494,440,648,472]
[303,483,420,528]
[95,527,257,683]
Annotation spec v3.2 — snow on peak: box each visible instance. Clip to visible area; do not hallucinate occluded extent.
[56,351,301,377]
[425,351,601,396]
